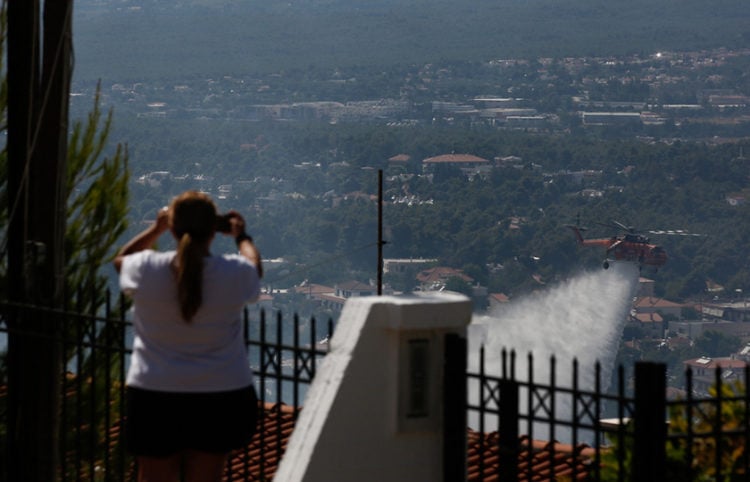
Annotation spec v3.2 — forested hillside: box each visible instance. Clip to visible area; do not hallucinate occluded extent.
[73,0,750,82]
[115,117,750,301]
[69,0,750,302]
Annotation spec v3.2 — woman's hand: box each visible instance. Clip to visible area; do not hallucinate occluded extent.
[223,210,263,278]
[223,210,247,238]
[154,206,171,235]
[113,206,172,272]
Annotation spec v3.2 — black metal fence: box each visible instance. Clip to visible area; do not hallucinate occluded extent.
[465,346,750,482]
[1,297,749,481]
[0,294,332,481]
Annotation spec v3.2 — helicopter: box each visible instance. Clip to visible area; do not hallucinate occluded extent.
[567,220,669,270]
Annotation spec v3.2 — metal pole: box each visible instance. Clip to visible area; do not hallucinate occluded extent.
[633,362,667,482]
[377,169,384,295]
[7,1,41,480]
[442,333,467,481]
[6,0,72,479]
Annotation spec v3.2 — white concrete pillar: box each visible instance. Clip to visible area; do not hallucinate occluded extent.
[274,292,472,482]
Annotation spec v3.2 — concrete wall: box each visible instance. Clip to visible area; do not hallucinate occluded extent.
[274,292,472,482]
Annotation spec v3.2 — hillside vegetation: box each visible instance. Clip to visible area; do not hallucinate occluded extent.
[70,0,750,302]
[73,0,750,82]
[117,118,750,301]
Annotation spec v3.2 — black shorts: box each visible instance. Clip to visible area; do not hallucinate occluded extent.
[125,385,258,457]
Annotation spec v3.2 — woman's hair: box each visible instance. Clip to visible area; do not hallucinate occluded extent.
[169,191,217,322]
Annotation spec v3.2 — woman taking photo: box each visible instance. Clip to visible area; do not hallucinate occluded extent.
[114,191,263,482]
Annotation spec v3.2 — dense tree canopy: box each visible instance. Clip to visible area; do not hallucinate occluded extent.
[73,0,750,83]
[111,117,750,300]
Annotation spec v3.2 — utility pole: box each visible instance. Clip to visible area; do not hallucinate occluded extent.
[377,169,384,295]
[6,0,73,479]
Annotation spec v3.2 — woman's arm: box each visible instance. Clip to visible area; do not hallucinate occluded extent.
[236,234,263,279]
[113,207,170,272]
[226,211,263,279]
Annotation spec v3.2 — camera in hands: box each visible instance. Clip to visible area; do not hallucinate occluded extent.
[215,213,232,233]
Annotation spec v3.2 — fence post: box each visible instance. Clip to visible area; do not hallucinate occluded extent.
[633,362,666,482]
[273,293,471,482]
[443,333,467,482]
[498,378,520,482]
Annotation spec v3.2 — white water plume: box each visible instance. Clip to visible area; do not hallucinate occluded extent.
[468,261,640,441]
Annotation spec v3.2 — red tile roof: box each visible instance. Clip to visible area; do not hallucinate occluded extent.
[683,356,748,371]
[634,296,682,309]
[388,154,411,162]
[9,388,597,481]
[423,154,490,164]
[225,403,299,481]
[633,312,663,323]
[466,431,596,482]
[489,293,510,303]
[83,402,297,481]
[293,283,335,296]
[417,266,473,284]
[223,404,597,481]
[335,280,374,291]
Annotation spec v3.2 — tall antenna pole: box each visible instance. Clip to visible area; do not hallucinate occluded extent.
[377,169,384,295]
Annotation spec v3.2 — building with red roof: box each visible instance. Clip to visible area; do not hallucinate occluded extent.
[683,356,748,394]
[416,266,473,291]
[422,153,492,178]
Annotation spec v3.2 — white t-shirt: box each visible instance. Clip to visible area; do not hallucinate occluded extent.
[120,250,260,392]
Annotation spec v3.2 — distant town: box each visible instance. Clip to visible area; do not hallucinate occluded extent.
[76,46,750,386]
[72,47,750,140]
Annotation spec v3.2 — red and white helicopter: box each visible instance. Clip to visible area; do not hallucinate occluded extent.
[568,219,702,270]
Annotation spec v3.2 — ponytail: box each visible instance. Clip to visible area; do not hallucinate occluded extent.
[169,190,217,322]
[175,232,205,322]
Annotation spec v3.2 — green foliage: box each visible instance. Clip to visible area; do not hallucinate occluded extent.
[73,0,750,82]
[601,380,748,481]
[59,87,131,475]
[693,331,745,359]
[61,333,130,481]
[65,84,129,310]
[1,5,129,477]
[384,270,417,293]
[111,116,750,300]
[667,381,748,481]
[444,276,473,296]
[600,421,634,481]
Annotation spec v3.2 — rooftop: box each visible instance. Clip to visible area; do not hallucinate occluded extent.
[233,403,598,481]
[422,154,490,164]
[99,401,599,480]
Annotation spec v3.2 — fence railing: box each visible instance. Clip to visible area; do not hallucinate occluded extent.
[465,346,750,482]
[2,296,749,481]
[0,294,333,482]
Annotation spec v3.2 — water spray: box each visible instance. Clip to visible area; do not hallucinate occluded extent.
[468,261,640,441]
